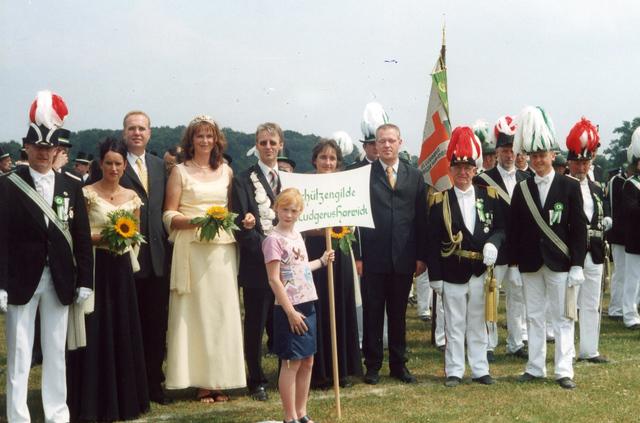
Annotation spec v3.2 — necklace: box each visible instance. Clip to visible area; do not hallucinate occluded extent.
[191,160,210,169]
[97,182,121,200]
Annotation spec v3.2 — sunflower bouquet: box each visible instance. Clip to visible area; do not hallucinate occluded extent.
[190,205,239,242]
[100,209,145,254]
[330,226,356,255]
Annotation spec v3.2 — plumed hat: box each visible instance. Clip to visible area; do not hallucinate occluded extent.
[331,130,354,156]
[566,117,600,161]
[74,151,93,165]
[0,146,9,160]
[447,126,482,167]
[513,106,557,154]
[628,126,640,164]
[473,119,495,155]
[360,102,389,143]
[22,90,70,147]
[489,115,517,148]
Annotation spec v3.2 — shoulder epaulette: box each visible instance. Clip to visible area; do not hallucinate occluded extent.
[485,185,497,199]
[428,191,443,207]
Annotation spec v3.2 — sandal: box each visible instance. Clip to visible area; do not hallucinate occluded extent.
[197,389,230,403]
[299,416,314,423]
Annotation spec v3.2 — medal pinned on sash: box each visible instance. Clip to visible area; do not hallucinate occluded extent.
[549,202,563,226]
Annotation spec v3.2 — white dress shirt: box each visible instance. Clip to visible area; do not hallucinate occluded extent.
[534,170,555,206]
[454,185,476,234]
[580,178,594,222]
[29,167,55,225]
[258,160,279,186]
[379,160,399,180]
[497,165,517,197]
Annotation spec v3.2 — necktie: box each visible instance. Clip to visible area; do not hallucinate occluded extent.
[269,169,279,193]
[136,157,148,192]
[386,166,396,189]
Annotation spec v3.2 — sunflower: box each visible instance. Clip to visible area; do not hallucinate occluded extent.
[206,205,228,220]
[114,216,137,238]
[331,226,350,239]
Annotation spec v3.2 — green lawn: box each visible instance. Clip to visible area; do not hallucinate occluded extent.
[1,293,639,422]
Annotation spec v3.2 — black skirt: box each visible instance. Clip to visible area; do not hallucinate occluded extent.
[67,249,149,422]
[273,301,317,360]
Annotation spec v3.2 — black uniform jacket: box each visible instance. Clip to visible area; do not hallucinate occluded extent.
[426,185,505,284]
[507,172,587,273]
[622,175,640,254]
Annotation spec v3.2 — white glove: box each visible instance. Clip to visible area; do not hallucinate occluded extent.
[482,243,498,266]
[508,267,522,287]
[602,216,612,232]
[415,271,429,285]
[567,266,585,287]
[75,287,93,304]
[0,289,7,313]
[430,280,443,296]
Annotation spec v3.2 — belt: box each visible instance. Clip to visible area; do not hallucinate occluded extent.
[588,229,603,239]
[447,249,483,260]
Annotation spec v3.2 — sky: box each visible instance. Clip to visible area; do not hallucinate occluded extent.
[1,0,639,156]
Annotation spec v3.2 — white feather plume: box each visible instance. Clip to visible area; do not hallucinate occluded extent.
[33,90,66,129]
[513,106,557,154]
[331,131,354,156]
[628,126,640,163]
[245,145,258,158]
[472,119,491,145]
[361,102,389,141]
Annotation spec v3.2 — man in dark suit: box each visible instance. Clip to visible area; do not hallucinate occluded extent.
[427,126,504,387]
[0,146,13,173]
[605,167,628,319]
[346,135,378,170]
[621,127,640,329]
[231,122,283,401]
[0,91,93,422]
[508,107,587,389]
[354,123,428,385]
[120,110,170,404]
[473,115,530,360]
[565,117,610,363]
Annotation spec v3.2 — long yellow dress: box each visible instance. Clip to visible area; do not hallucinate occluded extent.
[164,163,246,390]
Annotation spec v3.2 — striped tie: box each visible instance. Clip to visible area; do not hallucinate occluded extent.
[386,166,396,189]
[269,170,279,193]
[136,157,148,192]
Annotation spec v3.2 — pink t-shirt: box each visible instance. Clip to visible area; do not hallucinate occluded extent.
[262,229,318,306]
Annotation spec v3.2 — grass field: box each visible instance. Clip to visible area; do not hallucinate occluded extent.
[1,293,639,423]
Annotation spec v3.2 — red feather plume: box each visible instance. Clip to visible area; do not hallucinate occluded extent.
[566,117,599,156]
[447,126,481,162]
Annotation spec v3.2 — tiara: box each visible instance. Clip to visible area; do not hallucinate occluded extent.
[189,114,217,127]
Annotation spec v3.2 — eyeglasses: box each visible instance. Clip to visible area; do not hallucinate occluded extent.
[258,140,279,147]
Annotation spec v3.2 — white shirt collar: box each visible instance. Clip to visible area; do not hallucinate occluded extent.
[497,165,516,178]
[454,185,475,198]
[258,160,279,179]
[127,151,146,167]
[29,167,55,182]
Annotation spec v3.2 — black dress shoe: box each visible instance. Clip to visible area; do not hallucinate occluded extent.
[556,377,576,389]
[149,390,173,405]
[472,375,495,385]
[607,315,623,321]
[390,367,416,384]
[518,372,542,382]
[510,347,528,359]
[444,376,462,387]
[364,369,380,385]
[339,377,353,388]
[626,324,640,330]
[487,350,496,363]
[578,355,609,364]
[250,385,269,401]
[437,345,446,353]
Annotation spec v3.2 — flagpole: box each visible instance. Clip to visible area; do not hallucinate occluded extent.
[325,227,342,419]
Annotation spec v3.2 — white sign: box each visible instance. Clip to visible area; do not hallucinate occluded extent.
[279,166,375,232]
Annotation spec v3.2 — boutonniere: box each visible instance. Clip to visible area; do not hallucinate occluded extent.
[549,202,563,225]
[475,198,486,222]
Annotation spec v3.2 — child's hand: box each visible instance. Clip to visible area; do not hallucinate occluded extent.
[287,310,308,335]
[320,249,335,266]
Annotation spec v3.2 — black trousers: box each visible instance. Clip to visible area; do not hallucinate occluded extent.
[243,286,275,389]
[361,272,413,372]
[135,274,169,394]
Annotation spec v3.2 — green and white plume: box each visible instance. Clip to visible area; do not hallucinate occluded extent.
[513,106,558,154]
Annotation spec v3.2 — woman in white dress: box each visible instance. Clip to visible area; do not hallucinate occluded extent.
[163,115,246,402]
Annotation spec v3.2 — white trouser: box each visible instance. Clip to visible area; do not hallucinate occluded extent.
[416,272,432,318]
[623,253,640,327]
[522,266,575,379]
[486,266,501,352]
[434,294,445,347]
[6,268,70,423]
[497,264,528,353]
[577,253,604,359]
[608,244,625,316]
[545,304,555,340]
[442,274,489,379]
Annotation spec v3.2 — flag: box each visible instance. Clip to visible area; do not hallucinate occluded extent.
[418,30,452,191]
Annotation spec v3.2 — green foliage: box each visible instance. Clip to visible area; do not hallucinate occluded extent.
[330,226,356,255]
[603,117,640,171]
[190,207,239,241]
